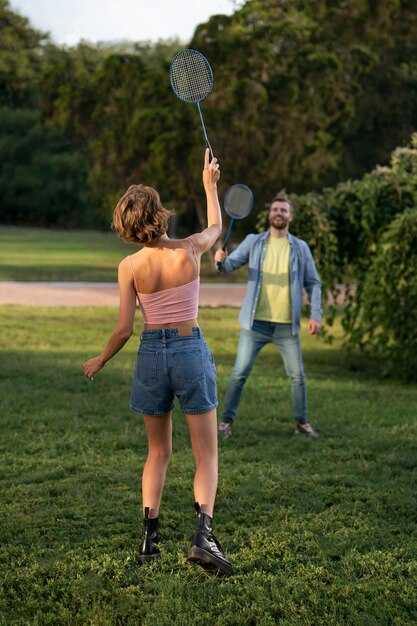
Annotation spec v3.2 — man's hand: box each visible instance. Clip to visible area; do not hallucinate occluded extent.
[308,320,321,335]
[214,248,227,264]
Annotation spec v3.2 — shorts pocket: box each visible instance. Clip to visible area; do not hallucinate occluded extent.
[172,348,203,383]
[136,349,158,387]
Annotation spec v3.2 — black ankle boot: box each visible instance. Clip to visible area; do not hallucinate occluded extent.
[139,506,161,564]
[187,502,233,576]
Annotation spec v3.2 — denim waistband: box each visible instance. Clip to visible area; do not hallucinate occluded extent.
[140,327,202,340]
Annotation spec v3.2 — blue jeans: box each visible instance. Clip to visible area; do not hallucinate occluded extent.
[130,328,218,416]
[221,321,308,424]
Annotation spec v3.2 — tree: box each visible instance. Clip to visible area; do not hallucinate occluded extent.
[0,107,91,227]
[0,0,47,107]
[4,0,416,237]
[189,0,417,208]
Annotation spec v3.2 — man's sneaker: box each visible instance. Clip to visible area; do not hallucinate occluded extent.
[295,422,318,439]
[218,421,232,439]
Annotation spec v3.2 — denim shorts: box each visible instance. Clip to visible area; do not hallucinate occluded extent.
[130,327,218,416]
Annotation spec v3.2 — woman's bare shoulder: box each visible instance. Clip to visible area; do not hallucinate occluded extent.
[159,237,191,249]
[187,227,221,253]
[121,248,146,263]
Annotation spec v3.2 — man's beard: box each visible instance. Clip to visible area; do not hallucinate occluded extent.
[269,217,288,230]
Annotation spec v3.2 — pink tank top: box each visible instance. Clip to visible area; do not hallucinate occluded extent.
[128,239,200,325]
[136,277,200,324]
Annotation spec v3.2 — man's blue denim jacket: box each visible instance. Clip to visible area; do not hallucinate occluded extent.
[217,231,322,334]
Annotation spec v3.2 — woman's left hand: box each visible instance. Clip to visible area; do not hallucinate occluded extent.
[83,356,105,380]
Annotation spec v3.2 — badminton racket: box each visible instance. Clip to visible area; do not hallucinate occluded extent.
[222,184,254,251]
[170,48,214,157]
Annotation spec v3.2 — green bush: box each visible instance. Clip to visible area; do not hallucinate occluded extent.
[256,135,417,372]
[347,208,417,379]
[339,137,417,365]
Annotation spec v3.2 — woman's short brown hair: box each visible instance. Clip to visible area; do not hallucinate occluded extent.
[112,184,173,244]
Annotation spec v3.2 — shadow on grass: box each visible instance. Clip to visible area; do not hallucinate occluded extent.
[2,345,417,625]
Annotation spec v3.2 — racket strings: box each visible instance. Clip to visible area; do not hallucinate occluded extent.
[171,50,213,103]
[225,187,253,218]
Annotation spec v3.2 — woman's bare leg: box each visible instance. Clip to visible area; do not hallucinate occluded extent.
[185,409,218,516]
[142,411,172,517]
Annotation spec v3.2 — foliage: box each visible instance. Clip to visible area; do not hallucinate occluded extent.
[326,142,417,271]
[338,0,417,182]
[0,107,91,227]
[39,40,188,225]
[191,0,417,207]
[1,306,417,624]
[335,137,417,374]
[254,134,417,373]
[0,0,47,106]
[0,3,95,227]
[1,0,417,231]
[346,208,417,380]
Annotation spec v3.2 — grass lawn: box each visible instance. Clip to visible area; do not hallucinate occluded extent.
[0,227,247,283]
[1,306,416,625]
[0,227,139,282]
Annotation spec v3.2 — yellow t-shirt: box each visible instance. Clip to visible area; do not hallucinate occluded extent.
[254,236,291,323]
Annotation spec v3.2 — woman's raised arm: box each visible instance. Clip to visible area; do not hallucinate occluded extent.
[189,148,222,254]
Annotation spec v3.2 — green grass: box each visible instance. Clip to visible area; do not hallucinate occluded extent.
[0,227,247,282]
[1,306,416,625]
[0,227,138,282]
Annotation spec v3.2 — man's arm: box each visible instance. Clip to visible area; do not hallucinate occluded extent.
[214,234,254,273]
[302,242,322,335]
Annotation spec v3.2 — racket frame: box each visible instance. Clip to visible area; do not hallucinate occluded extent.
[222,184,254,250]
[170,48,214,157]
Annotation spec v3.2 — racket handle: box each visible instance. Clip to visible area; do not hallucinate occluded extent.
[197,102,214,159]
[222,219,234,251]
[206,138,214,160]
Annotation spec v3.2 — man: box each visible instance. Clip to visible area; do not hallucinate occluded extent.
[214,194,321,439]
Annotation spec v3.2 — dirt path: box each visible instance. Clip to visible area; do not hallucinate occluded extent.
[0,282,247,307]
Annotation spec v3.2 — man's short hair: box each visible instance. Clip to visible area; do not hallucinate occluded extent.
[270,194,293,214]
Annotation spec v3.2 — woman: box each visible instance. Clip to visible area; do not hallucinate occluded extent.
[83,149,232,576]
